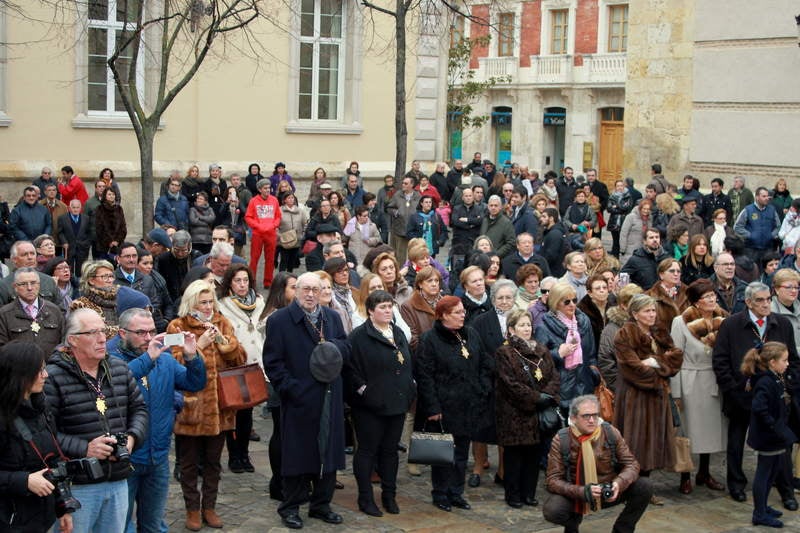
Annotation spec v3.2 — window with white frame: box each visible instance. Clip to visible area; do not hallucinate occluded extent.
[608,4,628,52]
[497,13,515,57]
[551,9,569,54]
[87,0,142,114]
[298,0,345,121]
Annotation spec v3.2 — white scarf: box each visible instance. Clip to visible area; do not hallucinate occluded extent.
[710,222,726,257]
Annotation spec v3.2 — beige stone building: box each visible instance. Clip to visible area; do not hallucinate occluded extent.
[624,0,800,187]
[0,1,454,232]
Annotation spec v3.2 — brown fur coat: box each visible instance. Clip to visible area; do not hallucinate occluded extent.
[680,305,727,346]
[168,312,246,436]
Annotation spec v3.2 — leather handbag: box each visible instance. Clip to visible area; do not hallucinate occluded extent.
[595,375,615,422]
[217,363,269,410]
[279,228,298,248]
[408,421,455,466]
[537,405,566,434]
[667,402,694,473]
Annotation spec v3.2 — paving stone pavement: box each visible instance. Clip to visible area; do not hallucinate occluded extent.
[161,413,800,532]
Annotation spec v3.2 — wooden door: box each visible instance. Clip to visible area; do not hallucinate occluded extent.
[599,120,624,188]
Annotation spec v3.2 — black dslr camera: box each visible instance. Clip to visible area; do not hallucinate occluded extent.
[600,482,615,502]
[45,457,103,517]
[106,432,131,461]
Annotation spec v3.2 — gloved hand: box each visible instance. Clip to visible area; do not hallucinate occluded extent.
[536,393,557,407]
[642,357,661,369]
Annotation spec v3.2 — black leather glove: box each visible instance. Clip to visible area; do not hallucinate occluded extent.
[536,393,556,407]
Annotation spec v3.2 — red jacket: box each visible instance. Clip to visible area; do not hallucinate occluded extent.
[245,193,281,237]
[59,176,89,206]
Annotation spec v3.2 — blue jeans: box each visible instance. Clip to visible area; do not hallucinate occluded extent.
[58,479,128,533]
[126,460,170,533]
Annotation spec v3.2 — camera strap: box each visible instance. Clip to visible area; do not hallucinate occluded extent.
[13,416,69,468]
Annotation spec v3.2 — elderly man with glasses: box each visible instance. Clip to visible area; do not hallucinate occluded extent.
[710,252,747,314]
[108,307,207,533]
[0,240,63,306]
[0,266,64,354]
[713,281,800,508]
[543,394,651,533]
[44,308,149,533]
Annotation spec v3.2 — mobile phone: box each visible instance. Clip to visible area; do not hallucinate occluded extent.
[164,333,185,347]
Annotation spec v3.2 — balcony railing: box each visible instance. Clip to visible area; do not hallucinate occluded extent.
[583,53,627,84]
[531,55,573,84]
[475,56,517,82]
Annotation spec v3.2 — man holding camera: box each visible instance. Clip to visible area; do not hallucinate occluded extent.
[45,308,148,533]
[109,308,207,533]
[544,395,652,533]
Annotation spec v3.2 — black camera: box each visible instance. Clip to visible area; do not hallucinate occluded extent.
[44,457,102,517]
[600,482,615,502]
[107,432,131,461]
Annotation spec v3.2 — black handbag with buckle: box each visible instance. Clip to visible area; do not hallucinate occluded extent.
[408,420,455,466]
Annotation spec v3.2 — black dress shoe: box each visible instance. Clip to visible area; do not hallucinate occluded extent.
[467,473,481,487]
[241,456,255,473]
[249,430,261,442]
[506,499,523,509]
[382,496,400,514]
[450,496,471,510]
[228,458,245,474]
[282,513,304,529]
[782,497,798,511]
[308,510,343,524]
[494,473,504,486]
[730,490,747,502]
[358,501,383,517]
[434,501,452,512]
[335,480,344,490]
[523,496,539,506]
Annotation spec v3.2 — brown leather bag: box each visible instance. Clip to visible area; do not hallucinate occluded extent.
[217,363,268,410]
[595,375,615,422]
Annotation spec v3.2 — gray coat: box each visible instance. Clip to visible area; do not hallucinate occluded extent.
[619,206,653,257]
[188,205,217,245]
[386,190,421,238]
[771,297,800,354]
[670,315,727,454]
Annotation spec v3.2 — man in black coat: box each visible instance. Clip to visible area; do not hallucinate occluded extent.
[154,231,201,302]
[701,177,734,227]
[556,167,578,216]
[263,272,350,530]
[501,233,551,280]
[44,308,148,532]
[114,242,171,331]
[539,208,568,277]
[620,228,670,290]
[57,199,91,276]
[509,186,539,237]
[449,188,484,256]
[712,281,800,507]
[710,253,747,314]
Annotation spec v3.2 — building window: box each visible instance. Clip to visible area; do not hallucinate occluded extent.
[450,16,465,50]
[551,9,569,54]
[298,0,345,121]
[497,13,515,57]
[86,0,142,114]
[608,4,628,52]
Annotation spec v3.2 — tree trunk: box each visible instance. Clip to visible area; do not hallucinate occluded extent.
[137,125,157,235]
[394,0,408,180]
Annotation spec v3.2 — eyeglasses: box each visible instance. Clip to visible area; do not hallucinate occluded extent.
[73,329,106,338]
[449,309,467,316]
[54,265,70,271]
[15,281,40,288]
[779,286,800,291]
[700,293,717,301]
[298,286,320,294]
[562,298,578,305]
[118,254,137,259]
[578,412,600,421]
[666,269,681,274]
[93,274,114,280]
[123,328,157,338]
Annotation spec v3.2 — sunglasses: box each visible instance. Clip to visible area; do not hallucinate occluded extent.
[562,298,578,305]
[540,289,550,295]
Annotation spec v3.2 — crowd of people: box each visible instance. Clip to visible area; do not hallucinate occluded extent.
[1,156,800,532]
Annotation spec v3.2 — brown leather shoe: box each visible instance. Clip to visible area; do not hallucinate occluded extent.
[679,478,693,494]
[203,509,224,528]
[185,510,202,531]
[697,474,725,491]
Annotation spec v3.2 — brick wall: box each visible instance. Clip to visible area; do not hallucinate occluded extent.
[574,0,599,66]
[519,1,542,67]
[469,4,490,69]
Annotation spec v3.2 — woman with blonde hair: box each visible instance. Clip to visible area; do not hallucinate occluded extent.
[72,260,122,334]
[168,280,246,530]
[352,271,412,340]
[645,258,689,332]
[584,237,619,277]
[372,252,412,306]
[771,177,793,222]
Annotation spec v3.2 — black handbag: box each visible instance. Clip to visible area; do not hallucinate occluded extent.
[408,421,455,466]
[537,405,565,434]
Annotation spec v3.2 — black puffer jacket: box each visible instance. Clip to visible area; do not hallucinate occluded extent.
[0,394,59,531]
[415,321,493,437]
[44,349,148,484]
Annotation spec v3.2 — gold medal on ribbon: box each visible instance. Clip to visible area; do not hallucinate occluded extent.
[461,345,470,359]
[534,368,544,381]
[141,376,149,390]
[96,398,107,415]
[31,322,40,333]
[397,351,404,364]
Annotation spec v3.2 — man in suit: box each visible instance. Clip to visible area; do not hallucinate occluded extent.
[57,199,91,276]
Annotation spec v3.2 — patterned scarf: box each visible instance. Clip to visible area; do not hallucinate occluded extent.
[230,289,257,313]
[572,423,602,515]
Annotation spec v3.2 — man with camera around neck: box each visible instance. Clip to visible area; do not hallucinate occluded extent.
[45,308,148,532]
[543,395,651,533]
[108,308,207,532]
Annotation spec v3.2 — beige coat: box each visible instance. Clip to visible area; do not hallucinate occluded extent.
[218,295,268,369]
